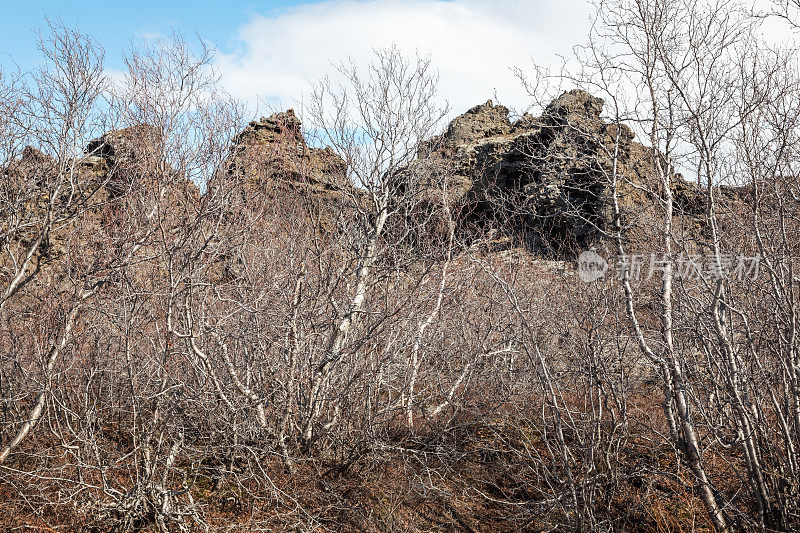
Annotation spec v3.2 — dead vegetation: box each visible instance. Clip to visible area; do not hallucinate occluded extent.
[2,3,800,531]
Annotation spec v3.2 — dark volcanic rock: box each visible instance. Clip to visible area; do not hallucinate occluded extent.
[224,110,350,199]
[86,125,162,167]
[85,125,165,197]
[1,124,198,265]
[409,89,705,255]
[441,100,513,148]
[218,110,359,236]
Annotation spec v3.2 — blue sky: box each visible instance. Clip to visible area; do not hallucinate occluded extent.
[2,0,796,119]
[0,0,594,116]
[0,1,318,70]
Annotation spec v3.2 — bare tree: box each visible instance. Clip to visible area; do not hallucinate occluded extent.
[0,19,109,465]
[512,0,800,529]
[298,45,448,446]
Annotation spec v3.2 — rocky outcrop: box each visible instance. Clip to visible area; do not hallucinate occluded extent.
[223,110,351,204]
[84,125,163,197]
[83,125,199,223]
[4,94,709,264]
[410,90,705,255]
[1,125,201,264]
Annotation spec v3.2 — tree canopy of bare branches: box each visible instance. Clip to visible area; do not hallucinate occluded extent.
[3,8,800,532]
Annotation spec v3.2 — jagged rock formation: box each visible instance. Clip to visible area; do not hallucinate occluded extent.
[4,93,709,265]
[223,110,352,205]
[81,126,199,227]
[410,89,705,255]
[85,126,200,220]
[1,126,200,265]
[218,93,707,256]
[84,125,164,197]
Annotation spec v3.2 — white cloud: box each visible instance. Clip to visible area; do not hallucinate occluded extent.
[215,0,592,120]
